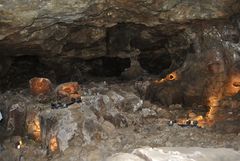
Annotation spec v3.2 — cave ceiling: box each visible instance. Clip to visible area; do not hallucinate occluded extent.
[0,0,240,59]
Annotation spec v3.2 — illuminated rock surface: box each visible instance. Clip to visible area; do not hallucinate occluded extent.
[0,1,240,161]
[107,147,240,161]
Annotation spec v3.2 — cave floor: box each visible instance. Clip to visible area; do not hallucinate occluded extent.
[0,78,240,161]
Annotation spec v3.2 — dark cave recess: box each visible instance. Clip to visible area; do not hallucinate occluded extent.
[0,23,194,91]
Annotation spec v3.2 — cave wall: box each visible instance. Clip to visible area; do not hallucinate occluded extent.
[147,20,240,106]
[0,0,240,97]
[0,0,240,58]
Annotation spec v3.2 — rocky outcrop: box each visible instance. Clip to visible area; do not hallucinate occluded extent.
[146,20,240,104]
[1,81,240,161]
[0,0,240,59]
[0,1,240,108]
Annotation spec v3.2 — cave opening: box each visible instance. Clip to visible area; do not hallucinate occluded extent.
[138,52,172,75]
[106,23,191,76]
[87,57,131,77]
[0,55,52,91]
[0,55,133,91]
[0,2,240,159]
[0,24,192,91]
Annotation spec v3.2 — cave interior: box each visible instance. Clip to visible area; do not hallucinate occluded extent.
[0,1,240,161]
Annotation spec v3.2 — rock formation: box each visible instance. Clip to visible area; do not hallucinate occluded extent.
[0,0,239,58]
[0,0,240,117]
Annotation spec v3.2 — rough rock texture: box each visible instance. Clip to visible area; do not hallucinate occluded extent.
[1,81,240,161]
[0,0,240,58]
[1,1,240,97]
[0,2,240,161]
[147,22,240,105]
[41,108,78,152]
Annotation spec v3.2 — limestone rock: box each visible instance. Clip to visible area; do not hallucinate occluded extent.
[0,0,239,58]
[40,108,78,152]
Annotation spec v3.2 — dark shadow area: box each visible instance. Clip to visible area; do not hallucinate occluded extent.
[88,57,131,77]
[0,56,131,91]
[0,56,52,91]
[138,52,172,75]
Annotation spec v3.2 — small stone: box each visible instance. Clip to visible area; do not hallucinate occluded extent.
[135,81,151,97]
[168,120,177,126]
[104,113,128,128]
[141,108,157,118]
[169,104,182,109]
[102,121,116,136]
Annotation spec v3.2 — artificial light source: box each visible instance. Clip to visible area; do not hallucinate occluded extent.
[29,77,52,95]
[49,136,58,152]
[56,82,81,99]
[16,140,23,149]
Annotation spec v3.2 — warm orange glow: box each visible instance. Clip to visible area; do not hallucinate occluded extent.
[155,71,178,84]
[49,136,58,152]
[207,97,219,117]
[177,114,206,128]
[27,114,41,141]
[205,96,221,126]
[166,71,177,81]
[225,74,240,96]
[176,96,222,128]
[62,86,76,94]
[33,118,41,141]
[56,82,81,99]
[203,73,240,127]
[193,115,206,128]
[29,77,52,95]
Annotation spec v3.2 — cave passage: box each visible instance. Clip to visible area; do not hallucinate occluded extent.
[0,1,240,160]
[0,23,192,91]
